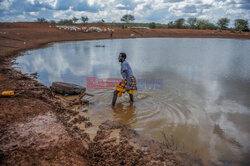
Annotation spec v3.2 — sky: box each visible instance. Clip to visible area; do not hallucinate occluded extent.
[0,0,249,26]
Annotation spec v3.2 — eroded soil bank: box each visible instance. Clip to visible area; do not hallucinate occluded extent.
[0,22,249,165]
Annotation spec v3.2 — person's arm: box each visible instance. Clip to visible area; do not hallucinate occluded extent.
[122,62,128,80]
[122,62,130,90]
[124,70,129,82]
[123,70,130,90]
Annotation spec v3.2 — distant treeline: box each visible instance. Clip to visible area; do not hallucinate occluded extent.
[37,15,249,32]
[166,18,249,32]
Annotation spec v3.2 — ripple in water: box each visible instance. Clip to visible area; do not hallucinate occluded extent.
[14,38,250,165]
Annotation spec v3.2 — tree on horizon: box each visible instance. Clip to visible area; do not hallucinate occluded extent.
[81,16,89,23]
[121,14,135,23]
[187,17,197,29]
[174,18,185,29]
[234,19,249,32]
[72,16,78,24]
[217,18,230,30]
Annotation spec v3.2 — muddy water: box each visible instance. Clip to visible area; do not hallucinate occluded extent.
[14,38,250,165]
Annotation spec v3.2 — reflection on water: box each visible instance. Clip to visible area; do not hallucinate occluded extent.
[14,38,250,165]
[112,103,137,124]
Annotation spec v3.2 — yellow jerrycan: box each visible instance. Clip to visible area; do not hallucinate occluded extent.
[1,91,15,97]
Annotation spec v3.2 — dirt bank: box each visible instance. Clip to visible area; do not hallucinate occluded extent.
[1,22,249,165]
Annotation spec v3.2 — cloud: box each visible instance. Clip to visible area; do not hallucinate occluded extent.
[183,5,197,13]
[0,0,249,26]
[55,0,99,12]
[226,0,250,11]
[115,1,137,10]
[29,11,39,16]
[164,0,184,3]
[236,0,250,10]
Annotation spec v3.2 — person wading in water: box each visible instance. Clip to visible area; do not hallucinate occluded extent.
[112,53,137,106]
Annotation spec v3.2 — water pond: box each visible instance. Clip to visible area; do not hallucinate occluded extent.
[14,38,250,165]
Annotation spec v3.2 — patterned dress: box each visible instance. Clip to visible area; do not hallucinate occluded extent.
[115,60,137,96]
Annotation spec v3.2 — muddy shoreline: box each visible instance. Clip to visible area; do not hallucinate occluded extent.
[1,22,249,165]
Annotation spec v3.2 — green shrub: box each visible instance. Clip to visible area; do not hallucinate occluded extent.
[149,22,156,29]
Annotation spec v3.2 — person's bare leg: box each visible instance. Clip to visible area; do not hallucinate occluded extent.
[112,90,118,106]
[129,94,134,102]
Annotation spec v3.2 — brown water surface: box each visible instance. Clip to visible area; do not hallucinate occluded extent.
[15,38,250,165]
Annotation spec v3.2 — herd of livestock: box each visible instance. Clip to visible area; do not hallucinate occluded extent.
[55,25,114,32]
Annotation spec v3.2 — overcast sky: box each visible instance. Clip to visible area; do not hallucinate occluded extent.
[0,0,249,26]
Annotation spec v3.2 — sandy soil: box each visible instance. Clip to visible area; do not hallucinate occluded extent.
[0,22,249,165]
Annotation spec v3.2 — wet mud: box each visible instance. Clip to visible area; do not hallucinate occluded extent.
[1,22,247,165]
